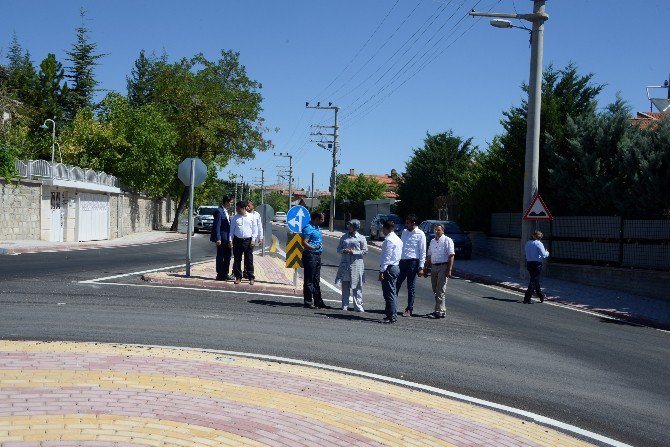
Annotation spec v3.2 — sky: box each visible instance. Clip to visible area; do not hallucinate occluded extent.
[2,0,669,192]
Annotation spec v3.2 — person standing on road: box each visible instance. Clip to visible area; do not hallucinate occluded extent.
[524,230,549,304]
[301,212,328,309]
[229,201,258,285]
[211,196,233,281]
[379,220,403,324]
[397,214,426,317]
[426,224,455,319]
[244,200,264,279]
[335,219,368,312]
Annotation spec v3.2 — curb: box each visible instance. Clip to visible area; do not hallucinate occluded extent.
[454,268,670,331]
[0,233,186,255]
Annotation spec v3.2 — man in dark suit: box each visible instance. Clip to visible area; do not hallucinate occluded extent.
[211,196,233,281]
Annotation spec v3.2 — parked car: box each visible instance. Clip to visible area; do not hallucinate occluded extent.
[193,206,218,233]
[273,211,287,222]
[418,220,472,259]
[369,214,403,240]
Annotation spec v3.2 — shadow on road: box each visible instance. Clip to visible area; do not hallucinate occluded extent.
[248,299,305,308]
[481,295,521,303]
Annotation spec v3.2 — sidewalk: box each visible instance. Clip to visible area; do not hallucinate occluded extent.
[144,251,303,295]
[323,227,670,330]
[0,230,185,255]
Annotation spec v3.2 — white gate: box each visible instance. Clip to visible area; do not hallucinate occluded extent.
[78,193,110,242]
[50,191,64,242]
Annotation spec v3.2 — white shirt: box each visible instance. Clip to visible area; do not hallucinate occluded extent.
[379,232,403,273]
[428,235,455,264]
[250,210,263,242]
[400,227,427,267]
[229,213,258,241]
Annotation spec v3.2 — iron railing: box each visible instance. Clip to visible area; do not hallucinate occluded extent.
[13,159,119,188]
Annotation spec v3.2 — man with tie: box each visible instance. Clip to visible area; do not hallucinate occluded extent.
[229,200,259,285]
[211,196,233,281]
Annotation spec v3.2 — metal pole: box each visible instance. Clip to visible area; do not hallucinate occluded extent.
[288,155,293,211]
[186,158,195,277]
[51,122,56,166]
[330,107,339,232]
[520,0,546,278]
[310,172,315,211]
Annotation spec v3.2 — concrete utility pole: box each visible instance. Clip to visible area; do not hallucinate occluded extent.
[307,102,339,232]
[252,168,266,205]
[310,172,315,211]
[274,153,293,210]
[470,1,549,278]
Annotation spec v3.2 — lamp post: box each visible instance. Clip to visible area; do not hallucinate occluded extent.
[40,119,56,165]
[470,1,549,278]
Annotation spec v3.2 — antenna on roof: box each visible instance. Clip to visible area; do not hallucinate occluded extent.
[646,74,670,113]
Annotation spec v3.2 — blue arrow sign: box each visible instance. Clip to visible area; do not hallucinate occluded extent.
[286,205,310,233]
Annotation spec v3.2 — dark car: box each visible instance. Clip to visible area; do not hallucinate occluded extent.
[418,220,472,259]
[369,214,403,240]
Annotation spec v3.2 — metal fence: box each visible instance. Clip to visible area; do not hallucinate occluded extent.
[491,213,670,271]
[13,159,119,188]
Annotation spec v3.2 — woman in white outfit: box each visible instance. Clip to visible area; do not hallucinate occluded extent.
[335,220,368,312]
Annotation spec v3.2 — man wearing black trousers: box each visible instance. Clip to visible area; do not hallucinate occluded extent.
[301,212,328,309]
[211,196,233,281]
[229,201,258,285]
[524,230,550,303]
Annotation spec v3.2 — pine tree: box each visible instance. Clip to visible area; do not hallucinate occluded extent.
[36,53,69,124]
[127,50,158,108]
[6,33,37,104]
[65,8,105,118]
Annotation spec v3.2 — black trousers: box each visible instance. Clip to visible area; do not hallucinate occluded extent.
[525,261,544,300]
[233,237,254,280]
[215,243,232,278]
[303,251,324,306]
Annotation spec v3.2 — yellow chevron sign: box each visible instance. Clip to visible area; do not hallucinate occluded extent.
[285,233,304,268]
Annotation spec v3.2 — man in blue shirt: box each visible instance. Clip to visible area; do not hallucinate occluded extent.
[301,212,327,309]
[524,230,550,303]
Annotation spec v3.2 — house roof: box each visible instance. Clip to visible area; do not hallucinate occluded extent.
[630,111,669,129]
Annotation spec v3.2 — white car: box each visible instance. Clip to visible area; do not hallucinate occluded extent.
[273,211,287,222]
[194,206,218,232]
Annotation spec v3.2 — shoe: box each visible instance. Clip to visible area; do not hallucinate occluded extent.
[428,312,444,319]
[304,303,316,309]
[316,304,333,310]
[215,276,225,281]
[380,317,396,324]
[354,308,365,313]
[225,274,235,281]
[234,278,241,285]
[402,309,412,317]
[342,306,349,311]
[523,299,532,304]
[249,279,255,285]
[539,295,545,303]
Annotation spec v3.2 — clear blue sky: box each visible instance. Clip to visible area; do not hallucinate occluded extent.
[3,1,669,191]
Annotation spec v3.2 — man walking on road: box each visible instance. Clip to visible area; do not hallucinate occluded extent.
[426,224,454,319]
[524,230,549,303]
[211,196,233,281]
[379,221,403,324]
[229,201,258,285]
[302,212,328,309]
[397,214,426,317]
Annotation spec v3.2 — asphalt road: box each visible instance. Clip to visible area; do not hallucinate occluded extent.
[0,225,668,447]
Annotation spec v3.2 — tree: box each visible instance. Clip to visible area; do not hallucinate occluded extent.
[127,50,162,108]
[35,53,69,126]
[149,51,272,230]
[397,131,475,221]
[65,8,105,118]
[336,174,386,218]
[6,33,37,106]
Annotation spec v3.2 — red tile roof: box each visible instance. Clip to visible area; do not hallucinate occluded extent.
[630,111,669,129]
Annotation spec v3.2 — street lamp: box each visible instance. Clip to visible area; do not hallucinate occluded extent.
[40,119,56,165]
[471,1,549,279]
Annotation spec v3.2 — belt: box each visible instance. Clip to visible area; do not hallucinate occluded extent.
[234,236,252,241]
[432,262,449,266]
[304,250,321,254]
[400,258,419,262]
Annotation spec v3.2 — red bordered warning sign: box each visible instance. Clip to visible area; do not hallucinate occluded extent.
[523,194,553,220]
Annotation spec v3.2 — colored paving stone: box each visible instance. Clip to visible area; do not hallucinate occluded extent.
[0,341,597,447]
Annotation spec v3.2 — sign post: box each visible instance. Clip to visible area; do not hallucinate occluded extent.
[257,204,274,257]
[285,205,310,288]
[178,157,207,277]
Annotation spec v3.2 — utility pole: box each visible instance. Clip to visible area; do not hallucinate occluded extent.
[310,172,315,211]
[252,168,265,205]
[470,1,548,278]
[274,153,293,210]
[307,102,339,232]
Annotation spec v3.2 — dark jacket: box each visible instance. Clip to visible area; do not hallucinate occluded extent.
[210,206,230,243]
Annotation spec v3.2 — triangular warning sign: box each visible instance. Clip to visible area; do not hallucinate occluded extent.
[523,194,553,220]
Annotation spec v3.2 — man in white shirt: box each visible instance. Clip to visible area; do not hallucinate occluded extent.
[426,223,455,319]
[379,220,403,324]
[524,230,550,303]
[244,200,264,280]
[397,214,426,317]
[228,200,259,285]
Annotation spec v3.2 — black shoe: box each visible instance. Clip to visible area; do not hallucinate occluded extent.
[539,295,545,303]
[380,317,396,324]
[215,275,225,281]
[304,303,316,309]
[316,304,333,310]
[225,274,235,281]
[428,312,441,319]
[523,299,532,304]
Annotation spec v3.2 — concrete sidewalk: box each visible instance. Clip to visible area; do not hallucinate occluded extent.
[323,227,670,330]
[0,230,185,255]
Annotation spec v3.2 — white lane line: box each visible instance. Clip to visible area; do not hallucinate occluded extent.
[79,264,185,284]
[82,281,341,303]
[275,239,340,294]
[117,342,632,447]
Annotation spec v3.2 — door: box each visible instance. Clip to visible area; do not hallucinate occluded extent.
[50,191,63,242]
[78,193,110,242]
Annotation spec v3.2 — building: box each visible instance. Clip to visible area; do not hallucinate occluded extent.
[344,168,401,199]
[630,111,668,129]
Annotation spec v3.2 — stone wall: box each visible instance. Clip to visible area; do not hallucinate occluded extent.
[0,178,42,241]
[109,194,174,238]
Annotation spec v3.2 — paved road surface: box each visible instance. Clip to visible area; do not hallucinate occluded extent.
[0,226,668,447]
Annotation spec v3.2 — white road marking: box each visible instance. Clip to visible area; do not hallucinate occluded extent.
[275,238,341,294]
[116,342,632,447]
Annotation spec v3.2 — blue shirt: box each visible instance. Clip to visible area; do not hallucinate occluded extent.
[525,239,549,262]
[302,222,323,253]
